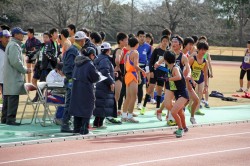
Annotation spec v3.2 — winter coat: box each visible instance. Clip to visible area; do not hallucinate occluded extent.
[3,38,27,95]
[93,53,116,118]
[62,44,80,80]
[69,56,100,118]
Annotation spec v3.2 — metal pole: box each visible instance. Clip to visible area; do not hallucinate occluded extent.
[131,0,134,33]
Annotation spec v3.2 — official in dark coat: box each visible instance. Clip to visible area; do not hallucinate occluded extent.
[69,47,99,135]
[93,42,118,127]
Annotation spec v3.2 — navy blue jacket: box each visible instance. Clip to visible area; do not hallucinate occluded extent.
[69,56,100,118]
[62,44,80,80]
[93,53,116,118]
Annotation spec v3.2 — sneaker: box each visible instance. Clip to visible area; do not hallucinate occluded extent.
[167,120,177,126]
[137,103,142,110]
[121,117,127,122]
[244,88,249,92]
[126,117,139,123]
[106,118,122,124]
[200,104,203,109]
[140,107,146,115]
[156,110,162,121]
[150,98,156,104]
[190,117,197,124]
[174,127,188,134]
[175,129,184,138]
[236,88,244,92]
[204,103,210,108]
[195,109,205,116]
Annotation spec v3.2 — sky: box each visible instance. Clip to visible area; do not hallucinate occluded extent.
[118,0,163,6]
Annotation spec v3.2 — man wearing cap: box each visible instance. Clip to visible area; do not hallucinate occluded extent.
[2,27,31,125]
[61,31,88,132]
[69,47,100,134]
[0,30,11,94]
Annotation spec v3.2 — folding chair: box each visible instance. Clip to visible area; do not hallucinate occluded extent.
[19,83,39,124]
[36,82,54,126]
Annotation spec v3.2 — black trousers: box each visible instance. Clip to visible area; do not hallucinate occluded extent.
[1,95,19,123]
[73,117,90,135]
[118,79,126,110]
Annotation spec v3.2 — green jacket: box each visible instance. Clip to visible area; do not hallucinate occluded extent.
[3,38,27,95]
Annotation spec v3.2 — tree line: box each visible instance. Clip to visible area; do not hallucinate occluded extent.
[1,0,250,47]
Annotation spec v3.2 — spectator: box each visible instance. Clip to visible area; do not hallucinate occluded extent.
[93,42,121,128]
[69,47,100,135]
[67,24,76,44]
[2,27,31,125]
[61,31,88,132]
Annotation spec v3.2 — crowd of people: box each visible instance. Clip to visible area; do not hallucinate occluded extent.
[0,23,228,138]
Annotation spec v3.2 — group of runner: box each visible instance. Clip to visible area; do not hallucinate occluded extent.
[113,29,213,137]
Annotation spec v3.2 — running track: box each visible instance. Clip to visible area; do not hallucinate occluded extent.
[0,123,250,166]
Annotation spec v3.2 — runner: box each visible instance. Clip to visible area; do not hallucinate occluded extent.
[163,50,189,138]
[141,35,169,113]
[67,24,76,44]
[113,32,128,116]
[155,35,190,126]
[189,41,209,119]
[122,37,146,123]
[60,28,71,56]
[237,40,250,92]
[136,30,152,114]
[198,36,213,108]
[145,33,156,104]
[24,28,41,83]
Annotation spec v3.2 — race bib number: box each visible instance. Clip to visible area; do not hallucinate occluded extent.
[158,56,165,67]
[244,54,250,64]
[192,69,201,81]
[169,81,177,91]
[168,72,177,90]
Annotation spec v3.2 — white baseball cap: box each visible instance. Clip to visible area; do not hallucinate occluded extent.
[0,30,11,37]
[74,31,88,40]
[101,42,112,50]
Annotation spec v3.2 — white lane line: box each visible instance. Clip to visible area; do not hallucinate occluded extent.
[0,131,250,165]
[119,147,250,166]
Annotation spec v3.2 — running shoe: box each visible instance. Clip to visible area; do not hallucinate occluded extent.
[156,110,162,121]
[175,129,184,138]
[106,118,122,124]
[167,120,177,126]
[126,117,139,123]
[190,117,197,124]
[121,117,127,122]
[236,88,244,92]
[200,104,203,109]
[140,107,146,115]
[150,98,156,104]
[137,103,142,110]
[195,109,205,116]
[174,127,188,134]
[204,103,210,108]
